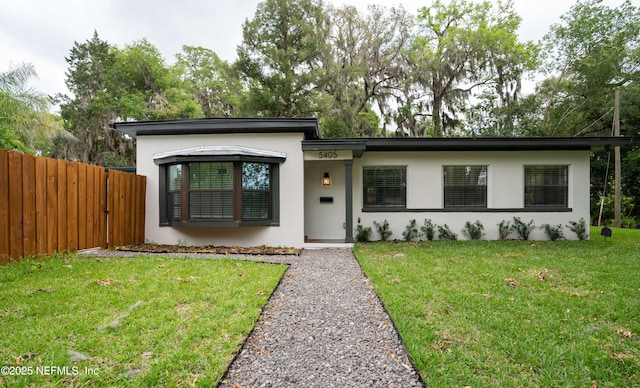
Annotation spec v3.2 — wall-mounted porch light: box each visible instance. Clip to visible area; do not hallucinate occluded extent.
[322,172,331,186]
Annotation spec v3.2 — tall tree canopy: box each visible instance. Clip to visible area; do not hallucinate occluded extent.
[175,45,243,117]
[322,5,412,137]
[409,0,538,137]
[55,32,199,166]
[236,0,331,117]
[540,0,640,136]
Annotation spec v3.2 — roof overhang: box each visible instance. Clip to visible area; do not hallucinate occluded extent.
[153,145,287,165]
[302,137,632,153]
[110,117,320,140]
[302,140,367,157]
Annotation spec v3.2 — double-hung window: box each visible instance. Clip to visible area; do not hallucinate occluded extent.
[363,166,406,209]
[156,146,283,227]
[443,165,487,208]
[524,166,568,208]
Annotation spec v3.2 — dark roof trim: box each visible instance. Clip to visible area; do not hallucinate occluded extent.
[110,117,320,140]
[302,137,632,152]
[302,140,367,157]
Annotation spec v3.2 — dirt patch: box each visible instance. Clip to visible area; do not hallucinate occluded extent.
[116,244,301,256]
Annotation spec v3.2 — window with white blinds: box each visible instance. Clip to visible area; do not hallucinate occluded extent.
[168,164,182,221]
[166,161,273,223]
[443,165,487,208]
[363,166,406,208]
[189,162,234,220]
[241,163,270,220]
[524,166,568,207]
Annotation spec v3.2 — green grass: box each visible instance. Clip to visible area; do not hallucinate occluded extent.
[0,254,286,387]
[354,227,640,387]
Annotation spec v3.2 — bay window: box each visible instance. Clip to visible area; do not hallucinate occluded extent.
[156,146,283,227]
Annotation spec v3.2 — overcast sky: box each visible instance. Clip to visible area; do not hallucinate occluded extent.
[0,0,627,110]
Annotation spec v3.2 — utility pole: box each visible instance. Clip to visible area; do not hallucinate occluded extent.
[614,90,621,228]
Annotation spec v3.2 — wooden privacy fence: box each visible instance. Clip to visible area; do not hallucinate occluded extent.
[0,149,146,263]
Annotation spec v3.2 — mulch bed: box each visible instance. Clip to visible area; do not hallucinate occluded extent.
[116,244,301,256]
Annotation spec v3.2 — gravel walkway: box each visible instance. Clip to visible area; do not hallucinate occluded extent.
[218,248,424,387]
[83,248,424,386]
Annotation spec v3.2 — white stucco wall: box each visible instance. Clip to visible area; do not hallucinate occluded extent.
[137,132,307,247]
[353,150,591,241]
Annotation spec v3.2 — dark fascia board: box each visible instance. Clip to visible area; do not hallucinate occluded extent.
[302,140,367,157]
[363,137,632,151]
[303,137,632,152]
[110,117,320,140]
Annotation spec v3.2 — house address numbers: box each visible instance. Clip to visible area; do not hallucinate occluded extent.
[318,151,338,159]
[304,150,351,161]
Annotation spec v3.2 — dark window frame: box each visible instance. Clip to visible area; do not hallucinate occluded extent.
[362,166,407,209]
[524,165,568,208]
[158,158,280,227]
[443,165,488,208]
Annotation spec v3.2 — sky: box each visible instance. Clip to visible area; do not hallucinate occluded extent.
[0,0,628,111]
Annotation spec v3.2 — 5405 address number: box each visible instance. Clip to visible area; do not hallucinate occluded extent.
[318,151,338,159]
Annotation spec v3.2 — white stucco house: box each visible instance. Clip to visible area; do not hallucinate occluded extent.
[111,117,631,247]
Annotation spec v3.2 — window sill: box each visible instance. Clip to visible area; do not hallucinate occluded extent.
[160,220,279,228]
[362,207,572,213]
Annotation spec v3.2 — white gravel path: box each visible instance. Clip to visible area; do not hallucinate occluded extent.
[218,248,424,387]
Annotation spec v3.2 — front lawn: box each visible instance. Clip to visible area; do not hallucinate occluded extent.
[354,228,640,387]
[0,254,286,386]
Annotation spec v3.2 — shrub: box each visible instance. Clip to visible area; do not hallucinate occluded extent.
[437,224,458,241]
[511,217,535,240]
[462,220,484,240]
[567,218,588,240]
[355,223,372,242]
[498,220,512,240]
[373,220,393,241]
[402,219,420,241]
[622,216,637,229]
[421,219,437,241]
[540,224,565,241]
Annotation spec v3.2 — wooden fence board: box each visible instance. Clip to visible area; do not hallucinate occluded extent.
[117,172,126,247]
[0,150,9,263]
[35,156,48,256]
[77,163,87,250]
[98,168,107,248]
[86,166,95,249]
[57,161,67,253]
[8,152,24,259]
[119,172,127,246]
[22,154,37,257]
[66,162,78,252]
[46,158,58,256]
[106,171,115,248]
[136,176,145,243]
[126,172,134,245]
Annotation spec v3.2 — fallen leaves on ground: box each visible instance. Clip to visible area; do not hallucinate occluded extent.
[537,269,550,281]
[116,244,301,255]
[94,278,117,287]
[617,328,633,338]
[504,278,520,287]
[609,352,630,360]
[29,287,54,295]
